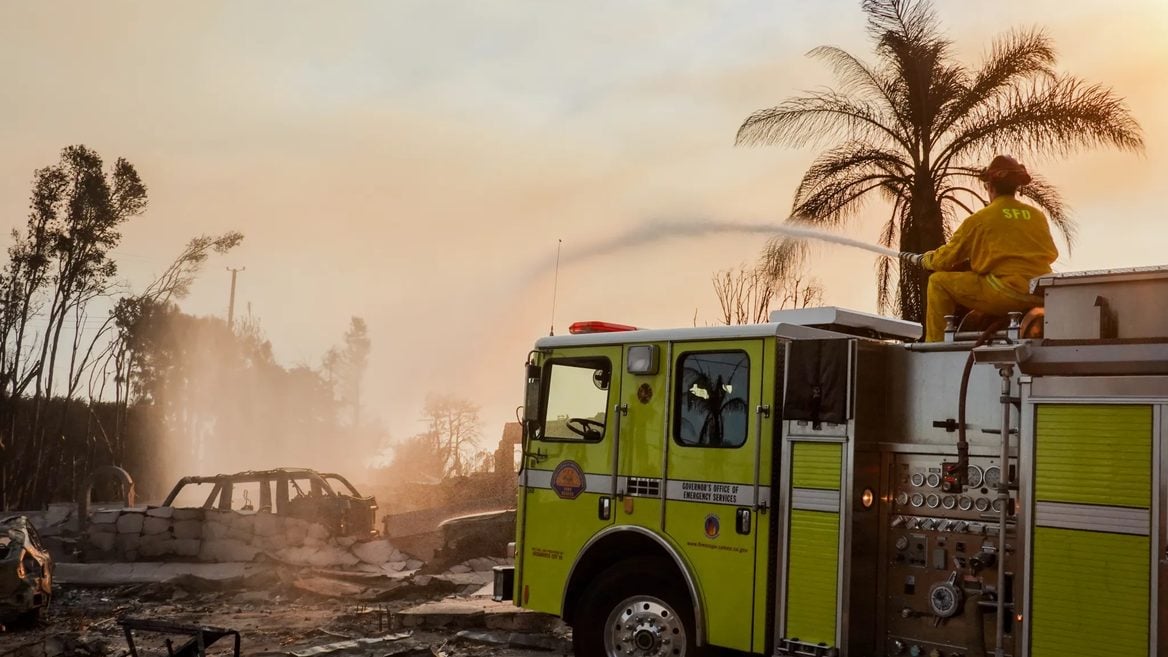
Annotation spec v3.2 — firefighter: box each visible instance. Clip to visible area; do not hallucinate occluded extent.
[900,155,1059,342]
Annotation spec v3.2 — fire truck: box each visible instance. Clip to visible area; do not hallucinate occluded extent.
[493,266,1168,657]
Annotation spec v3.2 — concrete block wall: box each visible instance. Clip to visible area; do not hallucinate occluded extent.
[84,507,419,571]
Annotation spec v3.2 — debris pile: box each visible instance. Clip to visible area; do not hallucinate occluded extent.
[84,508,422,572]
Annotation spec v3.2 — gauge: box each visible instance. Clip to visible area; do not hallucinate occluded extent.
[966,465,984,488]
[896,491,910,506]
[929,581,963,618]
[974,497,990,512]
[992,499,1005,513]
[926,473,941,488]
[925,494,940,508]
[958,496,973,511]
[984,466,1002,489]
[910,493,925,507]
[910,473,926,487]
[941,495,956,510]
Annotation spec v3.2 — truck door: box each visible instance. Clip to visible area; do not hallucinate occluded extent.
[517,346,622,616]
[662,338,774,652]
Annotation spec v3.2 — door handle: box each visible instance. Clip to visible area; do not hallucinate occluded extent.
[753,404,771,510]
[736,507,752,535]
[599,497,612,521]
[611,403,628,499]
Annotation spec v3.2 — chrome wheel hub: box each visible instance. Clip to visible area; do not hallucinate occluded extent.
[604,595,687,657]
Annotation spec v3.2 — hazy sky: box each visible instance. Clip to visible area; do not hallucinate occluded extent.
[2,1,1166,449]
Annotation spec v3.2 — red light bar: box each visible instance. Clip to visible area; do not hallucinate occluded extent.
[569,321,637,334]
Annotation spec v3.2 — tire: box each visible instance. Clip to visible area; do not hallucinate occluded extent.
[572,556,704,657]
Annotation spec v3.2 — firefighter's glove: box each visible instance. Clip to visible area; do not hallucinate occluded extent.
[899,252,924,268]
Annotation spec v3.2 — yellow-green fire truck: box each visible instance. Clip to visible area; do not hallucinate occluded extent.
[494,266,1168,657]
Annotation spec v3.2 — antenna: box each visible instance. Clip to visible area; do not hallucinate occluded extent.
[549,239,562,336]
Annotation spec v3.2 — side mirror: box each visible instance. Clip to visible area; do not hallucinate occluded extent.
[523,363,541,424]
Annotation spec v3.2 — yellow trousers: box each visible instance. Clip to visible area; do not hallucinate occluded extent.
[925,272,1042,342]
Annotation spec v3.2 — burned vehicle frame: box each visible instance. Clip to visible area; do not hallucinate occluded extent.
[0,515,53,626]
[161,468,377,537]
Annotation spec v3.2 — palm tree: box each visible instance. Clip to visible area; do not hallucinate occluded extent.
[681,362,748,446]
[736,0,1143,320]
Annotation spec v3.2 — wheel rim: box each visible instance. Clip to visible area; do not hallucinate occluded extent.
[603,594,688,657]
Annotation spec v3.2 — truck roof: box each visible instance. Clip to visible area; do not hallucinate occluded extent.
[535,306,921,348]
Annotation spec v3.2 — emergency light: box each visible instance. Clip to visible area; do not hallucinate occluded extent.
[568,321,637,334]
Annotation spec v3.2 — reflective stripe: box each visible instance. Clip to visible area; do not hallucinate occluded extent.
[664,480,767,506]
[524,471,771,507]
[1034,501,1150,536]
[792,487,841,513]
[986,273,1043,304]
[524,469,614,495]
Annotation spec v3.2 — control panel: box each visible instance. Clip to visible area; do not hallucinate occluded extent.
[883,453,1018,657]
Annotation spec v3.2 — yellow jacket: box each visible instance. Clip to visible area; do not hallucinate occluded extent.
[921,195,1058,297]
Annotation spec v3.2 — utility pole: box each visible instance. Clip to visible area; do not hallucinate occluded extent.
[226,267,245,330]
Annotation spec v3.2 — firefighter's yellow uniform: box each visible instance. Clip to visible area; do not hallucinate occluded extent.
[920,195,1058,341]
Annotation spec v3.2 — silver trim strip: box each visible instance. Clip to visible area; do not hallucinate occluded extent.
[525,470,771,507]
[1031,375,1168,400]
[1034,501,1150,536]
[524,469,614,495]
[660,341,674,533]
[1155,404,1164,657]
[663,480,770,507]
[562,525,706,646]
[1019,381,1035,657]
[792,487,841,513]
[612,402,626,499]
[774,342,792,647]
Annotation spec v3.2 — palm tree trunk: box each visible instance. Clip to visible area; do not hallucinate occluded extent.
[900,178,947,322]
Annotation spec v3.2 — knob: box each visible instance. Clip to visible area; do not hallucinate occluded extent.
[909,645,923,657]
[972,550,997,569]
[891,516,905,528]
[895,536,910,551]
[901,607,915,618]
[939,520,954,532]
[953,521,969,533]
[890,639,906,655]
[906,517,920,530]
[919,518,936,531]
[928,649,943,657]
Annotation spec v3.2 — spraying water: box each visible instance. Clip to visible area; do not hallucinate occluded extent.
[531,218,898,275]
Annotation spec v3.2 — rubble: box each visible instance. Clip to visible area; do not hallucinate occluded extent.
[76,507,419,574]
[455,629,568,652]
[284,632,416,657]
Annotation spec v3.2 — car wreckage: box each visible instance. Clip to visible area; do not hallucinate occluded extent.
[0,515,53,626]
[161,468,378,536]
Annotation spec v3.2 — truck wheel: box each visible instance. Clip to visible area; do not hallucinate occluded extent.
[573,557,703,657]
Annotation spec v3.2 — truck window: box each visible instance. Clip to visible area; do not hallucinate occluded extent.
[539,358,611,442]
[674,351,749,447]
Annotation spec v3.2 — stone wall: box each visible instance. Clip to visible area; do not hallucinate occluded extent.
[85,507,420,572]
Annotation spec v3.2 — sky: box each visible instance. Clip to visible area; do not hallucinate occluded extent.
[1,1,1166,454]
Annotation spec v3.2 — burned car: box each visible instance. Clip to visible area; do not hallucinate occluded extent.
[0,515,53,626]
[161,468,377,536]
